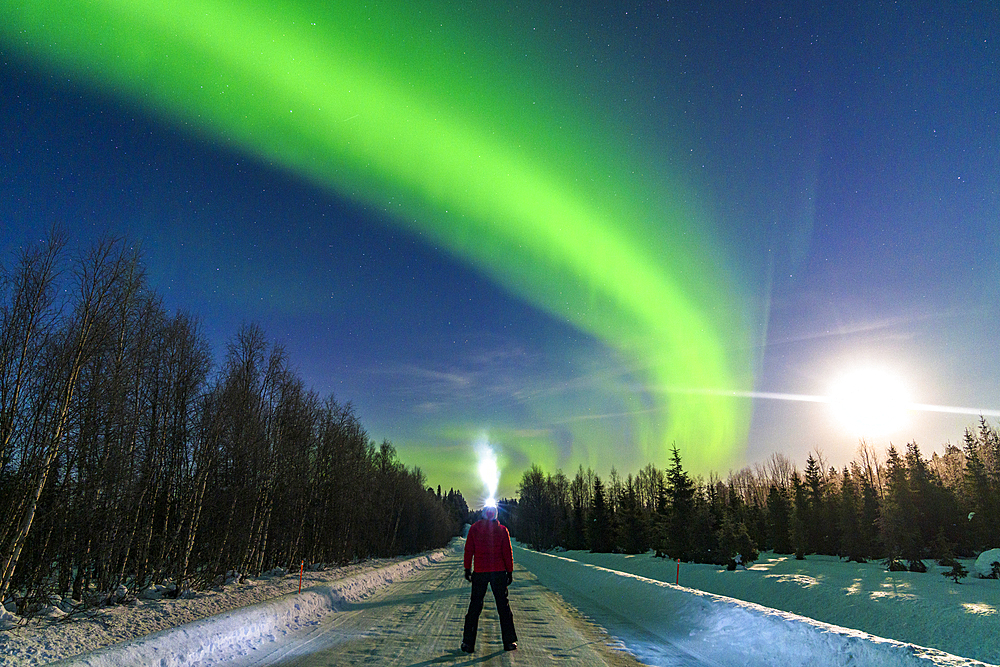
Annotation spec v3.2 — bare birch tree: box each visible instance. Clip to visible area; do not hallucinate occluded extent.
[0,237,137,601]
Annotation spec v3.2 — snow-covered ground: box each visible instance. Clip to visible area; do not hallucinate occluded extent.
[529,547,999,665]
[518,546,997,667]
[1,540,997,666]
[0,551,450,666]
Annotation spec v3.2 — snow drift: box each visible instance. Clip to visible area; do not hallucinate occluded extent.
[974,550,1000,579]
[515,547,993,667]
[47,548,452,667]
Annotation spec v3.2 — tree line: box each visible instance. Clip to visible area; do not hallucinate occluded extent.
[0,232,469,614]
[511,424,1000,572]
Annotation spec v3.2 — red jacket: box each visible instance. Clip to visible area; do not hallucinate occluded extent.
[464,519,513,573]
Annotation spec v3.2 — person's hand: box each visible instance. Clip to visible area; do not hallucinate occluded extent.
[464,568,472,582]
[505,571,513,586]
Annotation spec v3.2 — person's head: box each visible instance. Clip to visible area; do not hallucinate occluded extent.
[482,505,498,521]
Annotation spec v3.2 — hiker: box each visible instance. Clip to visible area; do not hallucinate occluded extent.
[461,504,518,653]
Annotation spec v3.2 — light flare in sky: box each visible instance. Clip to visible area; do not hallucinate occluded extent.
[668,385,1000,434]
[475,435,500,508]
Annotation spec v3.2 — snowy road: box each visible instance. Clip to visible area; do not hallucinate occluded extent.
[41,543,990,666]
[223,550,642,667]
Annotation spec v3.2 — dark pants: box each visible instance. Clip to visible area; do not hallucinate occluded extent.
[462,571,517,649]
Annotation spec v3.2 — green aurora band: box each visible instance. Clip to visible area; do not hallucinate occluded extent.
[1,1,753,475]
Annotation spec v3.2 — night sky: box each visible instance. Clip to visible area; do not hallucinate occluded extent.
[2,1,998,503]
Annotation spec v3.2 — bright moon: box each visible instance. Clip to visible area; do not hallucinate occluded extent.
[828,368,912,436]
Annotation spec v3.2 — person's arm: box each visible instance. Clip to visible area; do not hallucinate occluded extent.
[502,525,514,582]
[464,524,476,578]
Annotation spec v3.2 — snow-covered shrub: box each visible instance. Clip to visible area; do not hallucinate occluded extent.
[885,557,907,572]
[213,570,243,587]
[261,567,287,579]
[44,594,81,613]
[61,598,82,613]
[34,603,67,619]
[141,584,170,600]
[84,584,137,608]
[974,549,1000,578]
[0,607,20,630]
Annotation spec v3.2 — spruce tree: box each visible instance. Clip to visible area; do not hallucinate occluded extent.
[839,468,864,562]
[718,515,738,568]
[905,442,933,559]
[665,446,695,561]
[821,467,843,555]
[943,560,968,583]
[567,467,591,551]
[618,476,649,554]
[803,454,823,553]
[766,484,792,554]
[858,474,881,560]
[688,487,717,563]
[963,429,992,550]
[588,476,614,553]
[717,513,757,568]
[881,444,921,565]
[651,469,669,556]
[790,472,808,559]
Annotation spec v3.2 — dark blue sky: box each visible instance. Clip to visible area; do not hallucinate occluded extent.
[2,0,997,499]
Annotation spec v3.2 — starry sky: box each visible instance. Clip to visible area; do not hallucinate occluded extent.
[2,0,998,503]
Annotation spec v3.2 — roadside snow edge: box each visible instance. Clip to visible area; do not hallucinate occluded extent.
[516,547,994,667]
[49,547,453,667]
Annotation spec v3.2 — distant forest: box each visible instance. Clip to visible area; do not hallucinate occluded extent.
[509,423,1000,573]
[0,232,468,613]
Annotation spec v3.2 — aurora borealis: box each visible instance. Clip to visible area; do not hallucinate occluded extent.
[3,1,997,501]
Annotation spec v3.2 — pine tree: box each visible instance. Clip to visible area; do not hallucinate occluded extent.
[803,454,823,553]
[665,446,695,561]
[848,461,881,561]
[789,472,809,559]
[839,468,865,562]
[618,476,649,554]
[979,417,1000,487]
[820,467,843,555]
[567,467,590,551]
[963,429,992,551]
[717,515,738,568]
[765,484,792,554]
[943,560,968,583]
[717,513,757,568]
[735,520,759,566]
[687,486,717,563]
[651,467,669,556]
[588,476,614,553]
[880,444,922,566]
[904,442,932,559]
